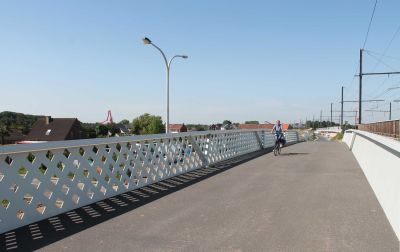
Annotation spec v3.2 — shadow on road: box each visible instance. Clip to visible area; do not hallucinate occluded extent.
[279,152,309,156]
[0,148,272,252]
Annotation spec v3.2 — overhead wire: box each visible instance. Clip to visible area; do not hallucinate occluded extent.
[364,80,400,114]
[362,0,378,49]
[365,50,397,71]
[367,50,400,62]
[362,14,400,109]
[335,0,400,122]
[371,24,400,71]
[359,1,400,121]
[342,0,378,123]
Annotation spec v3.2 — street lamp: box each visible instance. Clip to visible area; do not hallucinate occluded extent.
[142,37,188,134]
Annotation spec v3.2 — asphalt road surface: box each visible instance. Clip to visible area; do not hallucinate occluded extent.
[5,141,398,252]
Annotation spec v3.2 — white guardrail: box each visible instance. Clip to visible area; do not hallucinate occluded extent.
[343,130,400,240]
[0,130,299,234]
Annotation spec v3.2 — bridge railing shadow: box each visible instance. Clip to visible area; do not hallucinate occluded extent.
[279,152,309,156]
[0,148,272,251]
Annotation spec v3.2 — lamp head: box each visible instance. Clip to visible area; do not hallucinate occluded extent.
[142,37,152,45]
[181,55,189,59]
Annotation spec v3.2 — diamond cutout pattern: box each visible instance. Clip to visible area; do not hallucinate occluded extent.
[0,130,299,234]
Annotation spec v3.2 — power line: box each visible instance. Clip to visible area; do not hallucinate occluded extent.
[341,99,384,102]
[363,20,400,101]
[367,50,399,59]
[364,90,400,114]
[368,51,400,61]
[369,77,391,99]
[371,24,400,71]
[362,0,378,49]
[365,50,397,71]
[344,63,360,99]
[357,48,400,123]
[368,79,400,100]
[365,109,389,112]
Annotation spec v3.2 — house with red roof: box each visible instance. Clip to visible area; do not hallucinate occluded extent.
[169,123,188,133]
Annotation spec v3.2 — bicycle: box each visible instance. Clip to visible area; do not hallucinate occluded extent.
[273,134,285,156]
[273,139,281,156]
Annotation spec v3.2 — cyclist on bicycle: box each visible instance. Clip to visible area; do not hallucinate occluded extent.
[271,120,285,147]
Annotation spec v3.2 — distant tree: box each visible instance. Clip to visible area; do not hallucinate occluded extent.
[0,123,10,145]
[222,120,232,126]
[81,123,97,138]
[287,124,293,130]
[95,124,109,137]
[132,113,164,135]
[306,121,319,130]
[0,111,39,134]
[86,127,97,138]
[244,121,259,124]
[187,124,207,131]
[342,123,356,131]
[320,121,328,128]
[312,121,319,130]
[119,119,130,125]
[106,123,119,136]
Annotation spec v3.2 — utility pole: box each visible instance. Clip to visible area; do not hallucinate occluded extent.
[330,102,333,126]
[359,49,363,125]
[320,110,322,128]
[389,102,392,120]
[341,86,344,129]
[355,111,357,125]
[355,48,400,124]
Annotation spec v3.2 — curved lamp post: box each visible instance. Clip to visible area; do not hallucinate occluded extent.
[143,37,188,133]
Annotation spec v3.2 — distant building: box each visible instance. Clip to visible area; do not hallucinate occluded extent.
[25,116,84,141]
[169,124,188,133]
[282,124,289,131]
[116,123,132,136]
[221,123,237,130]
[238,123,274,130]
[238,123,290,130]
[209,124,222,130]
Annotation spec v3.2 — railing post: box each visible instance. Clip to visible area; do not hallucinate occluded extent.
[187,135,209,167]
[254,130,264,149]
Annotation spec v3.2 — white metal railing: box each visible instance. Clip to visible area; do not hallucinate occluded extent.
[0,129,299,234]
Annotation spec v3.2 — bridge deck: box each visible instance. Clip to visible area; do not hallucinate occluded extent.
[2,141,398,251]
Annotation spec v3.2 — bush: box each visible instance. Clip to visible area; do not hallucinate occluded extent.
[132,113,164,135]
[331,132,343,141]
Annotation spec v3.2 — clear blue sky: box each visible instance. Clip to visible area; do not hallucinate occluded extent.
[1,0,400,124]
